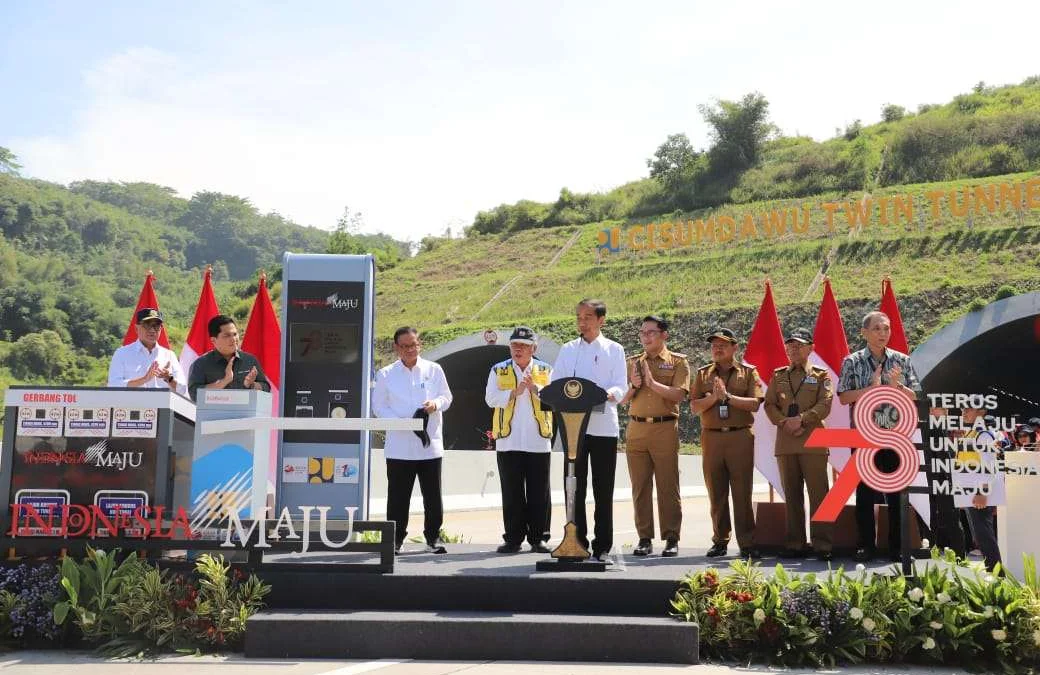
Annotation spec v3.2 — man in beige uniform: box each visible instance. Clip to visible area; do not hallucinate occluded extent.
[691,327,764,559]
[763,328,835,561]
[620,315,690,557]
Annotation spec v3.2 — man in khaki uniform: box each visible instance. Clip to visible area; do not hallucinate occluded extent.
[763,328,835,561]
[620,315,690,557]
[691,327,764,559]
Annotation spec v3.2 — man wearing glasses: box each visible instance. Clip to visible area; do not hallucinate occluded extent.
[372,326,453,554]
[620,315,689,558]
[108,307,186,395]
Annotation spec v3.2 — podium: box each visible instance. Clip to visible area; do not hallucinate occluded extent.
[997,451,1040,580]
[0,386,195,548]
[191,390,271,532]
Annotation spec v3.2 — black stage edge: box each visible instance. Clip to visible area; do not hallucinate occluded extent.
[536,558,607,572]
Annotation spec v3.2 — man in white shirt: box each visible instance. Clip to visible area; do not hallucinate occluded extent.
[551,299,628,561]
[485,327,554,554]
[372,326,453,554]
[107,308,186,396]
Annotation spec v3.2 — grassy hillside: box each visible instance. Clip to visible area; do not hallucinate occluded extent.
[378,171,1040,349]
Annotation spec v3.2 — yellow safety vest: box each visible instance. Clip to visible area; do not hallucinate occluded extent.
[491,360,553,439]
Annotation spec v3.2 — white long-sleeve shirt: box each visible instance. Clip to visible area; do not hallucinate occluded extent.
[485,359,553,453]
[107,340,187,396]
[372,357,453,460]
[551,333,627,437]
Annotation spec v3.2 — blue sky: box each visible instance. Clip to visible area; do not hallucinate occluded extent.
[3,1,1039,241]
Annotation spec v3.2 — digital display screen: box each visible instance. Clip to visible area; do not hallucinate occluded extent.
[290,323,360,364]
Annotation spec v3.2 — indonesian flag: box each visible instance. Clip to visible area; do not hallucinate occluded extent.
[179,266,220,377]
[811,278,852,471]
[744,280,789,499]
[241,272,282,491]
[881,278,930,526]
[880,277,909,354]
[122,271,170,348]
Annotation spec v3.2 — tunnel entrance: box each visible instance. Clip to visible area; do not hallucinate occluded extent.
[912,292,1040,420]
[426,330,562,450]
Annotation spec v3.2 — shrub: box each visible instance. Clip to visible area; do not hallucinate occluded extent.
[53,548,270,656]
[967,297,988,312]
[673,551,1040,672]
[994,285,1017,301]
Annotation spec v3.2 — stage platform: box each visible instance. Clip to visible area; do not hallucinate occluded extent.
[244,544,910,663]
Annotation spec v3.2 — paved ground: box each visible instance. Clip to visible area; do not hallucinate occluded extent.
[0,651,973,674]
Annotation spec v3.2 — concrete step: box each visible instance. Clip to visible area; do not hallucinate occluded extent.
[245,610,699,664]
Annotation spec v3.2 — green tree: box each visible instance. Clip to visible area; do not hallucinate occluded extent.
[0,147,21,175]
[6,330,77,381]
[881,104,906,122]
[647,133,699,189]
[699,92,774,175]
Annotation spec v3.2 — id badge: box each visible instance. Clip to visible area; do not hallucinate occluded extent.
[718,404,730,420]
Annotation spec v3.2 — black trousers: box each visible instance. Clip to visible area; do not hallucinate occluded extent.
[853,448,901,552]
[570,434,617,556]
[964,506,1001,571]
[386,457,443,547]
[497,451,551,546]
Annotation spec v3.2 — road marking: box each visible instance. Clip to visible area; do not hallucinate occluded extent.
[318,660,407,675]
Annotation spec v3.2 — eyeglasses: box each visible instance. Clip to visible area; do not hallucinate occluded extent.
[139,323,162,331]
[638,330,661,337]
[397,342,420,350]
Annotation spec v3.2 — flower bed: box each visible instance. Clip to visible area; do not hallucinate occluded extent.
[0,549,269,656]
[672,551,1040,673]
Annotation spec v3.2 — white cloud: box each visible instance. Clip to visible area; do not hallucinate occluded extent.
[11,1,1040,244]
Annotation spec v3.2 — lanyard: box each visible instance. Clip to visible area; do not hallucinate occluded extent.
[788,367,809,401]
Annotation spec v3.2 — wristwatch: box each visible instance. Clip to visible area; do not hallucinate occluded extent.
[165,374,175,383]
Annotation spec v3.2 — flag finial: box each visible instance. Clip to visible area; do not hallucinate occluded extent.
[146,269,154,277]
[259,269,267,283]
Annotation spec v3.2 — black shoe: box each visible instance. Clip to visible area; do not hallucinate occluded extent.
[394,543,402,555]
[425,541,447,554]
[778,548,806,559]
[705,543,728,557]
[662,539,679,557]
[738,548,761,560]
[633,539,653,556]
[496,542,522,554]
[853,547,875,562]
[815,550,834,562]
[528,542,551,554]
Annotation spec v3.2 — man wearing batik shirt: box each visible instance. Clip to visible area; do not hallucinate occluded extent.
[837,310,922,562]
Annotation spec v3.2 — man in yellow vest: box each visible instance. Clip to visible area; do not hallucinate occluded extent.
[485,326,554,553]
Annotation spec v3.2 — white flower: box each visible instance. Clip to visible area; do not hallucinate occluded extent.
[992,629,1007,642]
[849,607,864,620]
[983,606,995,618]
[921,538,930,548]
[908,587,925,602]
[984,575,995,584]
[1032,629,1040,646]
[753,608,766,625]
[862,617,876,632]
[930,621,943,630]
[936,592,952,604]
[923,637,936,650]
[855,563,866,573]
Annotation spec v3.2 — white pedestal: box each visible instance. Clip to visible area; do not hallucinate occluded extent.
[997,452,1040,580]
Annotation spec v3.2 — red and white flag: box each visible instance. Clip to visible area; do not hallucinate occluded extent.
[811,278,852,471]
[241,272,282,490]
[179,266,220,377]
[880,276,909,354]
[744,280,789,498]
[122,271,170,348]
[881,278,930,526]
